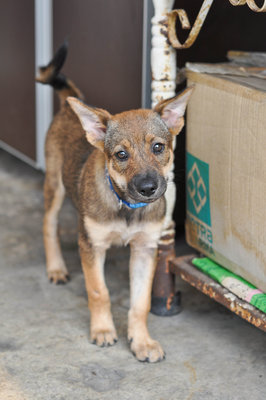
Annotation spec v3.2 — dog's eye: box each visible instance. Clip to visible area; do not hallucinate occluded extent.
[153,143,165,154]
[115,150,128,161]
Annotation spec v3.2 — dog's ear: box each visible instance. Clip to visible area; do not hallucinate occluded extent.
[67,97,111,151]
[154,87,194,135]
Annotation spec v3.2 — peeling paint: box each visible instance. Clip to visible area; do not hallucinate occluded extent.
[224,293,237,302]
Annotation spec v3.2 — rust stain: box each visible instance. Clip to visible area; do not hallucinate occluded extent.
[166,292,174,310]
[160,75,170,82]
[184,361,197,384]
[184,361,198,400]
[163,65,170,75]
[153,241,176,299]
[159,28,171,46]
[159,18,168,28]
[229,302,262,327]
[232,225,266,267]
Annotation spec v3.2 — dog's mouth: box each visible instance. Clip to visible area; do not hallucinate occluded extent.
[128,193,165,204]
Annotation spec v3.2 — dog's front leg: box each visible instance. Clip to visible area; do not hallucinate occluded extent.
[79,235,117,347]
[128,243,165,362]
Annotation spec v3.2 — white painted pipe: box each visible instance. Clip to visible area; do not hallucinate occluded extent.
[35,0,53,170]
[151,0,177,236]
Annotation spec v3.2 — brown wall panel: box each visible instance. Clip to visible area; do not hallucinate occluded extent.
[0,0,36,161]
[53,0,143,115]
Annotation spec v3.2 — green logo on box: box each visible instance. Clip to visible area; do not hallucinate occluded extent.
[186,152,211,227]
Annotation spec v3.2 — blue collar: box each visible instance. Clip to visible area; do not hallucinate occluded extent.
[107,174,148,209]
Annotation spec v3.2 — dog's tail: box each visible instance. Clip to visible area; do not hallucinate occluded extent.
[36,40,84,106]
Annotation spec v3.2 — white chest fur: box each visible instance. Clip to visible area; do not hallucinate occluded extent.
[84,216,163,250]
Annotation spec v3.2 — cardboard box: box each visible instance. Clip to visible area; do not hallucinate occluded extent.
[186,71,266,292]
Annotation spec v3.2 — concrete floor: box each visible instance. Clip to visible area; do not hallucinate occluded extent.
[0,149,265,400]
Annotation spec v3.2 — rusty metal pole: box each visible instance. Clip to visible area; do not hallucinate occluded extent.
[150,0,181,316]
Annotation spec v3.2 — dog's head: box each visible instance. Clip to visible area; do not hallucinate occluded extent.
[67,88,193,204]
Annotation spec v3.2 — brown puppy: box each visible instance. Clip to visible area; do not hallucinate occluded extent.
[38,42,192,362]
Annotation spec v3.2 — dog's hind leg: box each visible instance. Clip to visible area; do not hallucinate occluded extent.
[43,167,69,284]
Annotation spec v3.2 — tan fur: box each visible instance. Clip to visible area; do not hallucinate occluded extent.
[43,173,68,282]
[42,69,192,362]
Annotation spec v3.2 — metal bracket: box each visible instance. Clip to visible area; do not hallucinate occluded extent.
[168,0,266,50]
[168,0,214,49]
[230,0,266,12]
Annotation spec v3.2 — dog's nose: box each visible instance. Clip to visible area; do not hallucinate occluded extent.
[135,175,158,197]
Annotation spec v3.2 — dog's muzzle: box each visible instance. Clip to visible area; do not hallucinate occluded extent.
[128,171,167,202]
